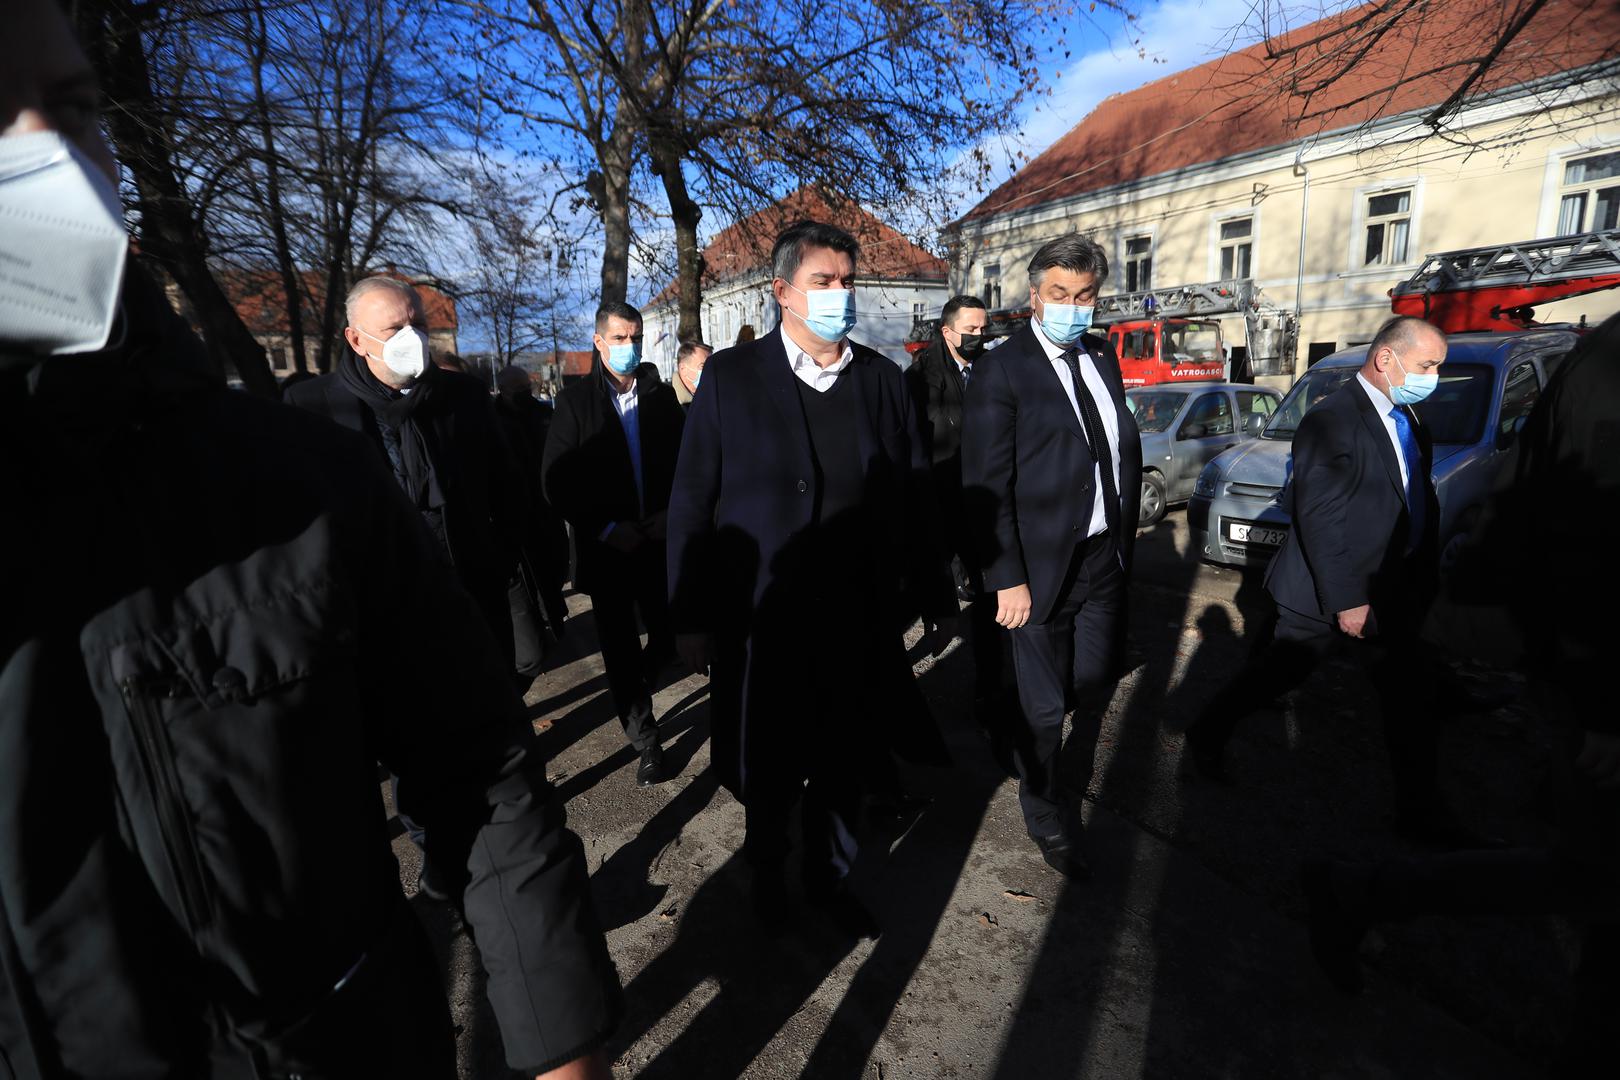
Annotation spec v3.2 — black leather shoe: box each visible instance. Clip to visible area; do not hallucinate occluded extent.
[415,862,451,903]
[1033,832,1091,881]
[1182,728,1231,784]
[636,744,672,786]
[1300,860,1366,995]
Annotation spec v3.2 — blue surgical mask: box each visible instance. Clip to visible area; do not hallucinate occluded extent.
[605,341,641,375]
[1387,352,1437,405]
[787,284,857,342]
[691,370,701,390]
[1038,301,1094,346]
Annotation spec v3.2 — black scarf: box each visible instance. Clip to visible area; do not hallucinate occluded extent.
[336,353,446,514]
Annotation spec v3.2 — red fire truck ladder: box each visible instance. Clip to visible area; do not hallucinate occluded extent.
[1093,278,1261,322]
[1390,228,1620,333]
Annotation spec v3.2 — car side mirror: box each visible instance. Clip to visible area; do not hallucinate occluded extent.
[1496,412,1529,450]
[1245,414,1266,437]
[1180,422,1207,440]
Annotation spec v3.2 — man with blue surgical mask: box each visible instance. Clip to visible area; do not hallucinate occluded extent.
[961,233,1142,882]
[665,220,958,939]
[1186,317,1478,849]
[543,301,685,786]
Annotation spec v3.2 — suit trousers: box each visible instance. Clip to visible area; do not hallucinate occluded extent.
[961,560,1007,702]
[1190,600,1440,824]
[1007,531,1126,839]
[589,545,674,751]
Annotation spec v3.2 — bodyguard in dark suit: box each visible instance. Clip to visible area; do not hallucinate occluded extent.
[906,295,1004,708]
[543,302,685,786]
[666,221,957,937]
[961,235,1141,881]
[1185,316,1467,844]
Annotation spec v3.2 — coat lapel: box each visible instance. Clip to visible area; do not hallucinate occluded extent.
[1352,384,1406,498]
[1017,326,1085,440]
[756,328,814,470]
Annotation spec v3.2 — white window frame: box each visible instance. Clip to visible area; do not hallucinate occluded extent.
[1537,136,1620,237]
[1345,177,1424,277]
[1209,210,1258,282]
[1121,232,1154,293]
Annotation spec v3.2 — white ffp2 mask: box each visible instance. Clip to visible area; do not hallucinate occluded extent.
[0,131,128,355]
[359,325,429,381]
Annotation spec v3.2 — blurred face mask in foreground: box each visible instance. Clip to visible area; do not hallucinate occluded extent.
[0,131,128,355]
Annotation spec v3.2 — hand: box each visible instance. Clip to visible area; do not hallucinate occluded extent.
[1336,604,1371,638]
[536,1049,614,1080]
[639,509,669,542]
[677,632,714,676]
[603,521,645,554]
[923,615,960,658]
[996,584,1032,630]
[1575,730,1620,789]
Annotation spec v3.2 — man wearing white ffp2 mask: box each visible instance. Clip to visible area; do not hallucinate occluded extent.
[0,25,127,356]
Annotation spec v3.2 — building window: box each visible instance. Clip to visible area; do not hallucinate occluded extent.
[1219,218,1253,279]
[1125,235,1152,292]
[1557,150,1620,235]
[982,263,1001,309]
[1362,190,1411,266]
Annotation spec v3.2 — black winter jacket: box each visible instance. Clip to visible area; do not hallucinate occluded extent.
[0,268,621,1078]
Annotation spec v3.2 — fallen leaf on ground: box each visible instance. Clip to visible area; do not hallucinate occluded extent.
[978,912,999,928]
[1003,889,1040,902]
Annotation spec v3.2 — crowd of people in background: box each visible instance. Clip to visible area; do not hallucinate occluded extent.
[5,0,1618,1074]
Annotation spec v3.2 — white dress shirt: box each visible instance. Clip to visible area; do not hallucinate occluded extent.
[1031,316,1123,539]
[782,323,854,393]
[1355,372,1408,488]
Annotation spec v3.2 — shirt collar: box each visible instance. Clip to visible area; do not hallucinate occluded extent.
[602,368,638,401]
[782,326,853,376]
[1355,371,1393,415]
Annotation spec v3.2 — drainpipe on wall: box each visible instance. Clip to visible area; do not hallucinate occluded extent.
[1293,144,1311,376]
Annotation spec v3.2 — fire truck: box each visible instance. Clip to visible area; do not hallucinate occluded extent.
[906,277,1299,387]
[1390,227,1620,332]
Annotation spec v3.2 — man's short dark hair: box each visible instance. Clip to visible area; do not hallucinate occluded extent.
[771,220,860,285]
[1027,234,1109,290]
[676,340,711,365]
[595,301,643,333]
[1366,315,1444,361]
[941,294,988,327]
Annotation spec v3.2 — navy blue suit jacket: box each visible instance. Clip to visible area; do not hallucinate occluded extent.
[960,326,1142,624]
[1264,378,1439,627]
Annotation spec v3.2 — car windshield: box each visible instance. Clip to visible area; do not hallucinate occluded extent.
[1163,322,1222,363]
[1409,365,1492,444]
[1126,390,1188,433]
[1262,366,1358,439]
[1263,362,1494,444]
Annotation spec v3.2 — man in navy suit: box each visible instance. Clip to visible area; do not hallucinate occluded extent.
[1185,316,1470,845]
[666,220,957,937]
[960,235,1142,881]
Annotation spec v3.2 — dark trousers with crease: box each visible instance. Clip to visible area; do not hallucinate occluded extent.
[1007,530,1126,839]
[589,547,673,752]
[1189,600,1440,824]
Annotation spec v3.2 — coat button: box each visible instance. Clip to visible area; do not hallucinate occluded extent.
[797,480,808,493]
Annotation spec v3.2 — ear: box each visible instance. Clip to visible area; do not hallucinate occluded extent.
[344,327,366,357]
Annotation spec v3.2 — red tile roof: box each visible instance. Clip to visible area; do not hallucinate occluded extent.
[222,267,458,333]
[651,186,948,306]
[964,0,1620,222]
[528,349,596,377]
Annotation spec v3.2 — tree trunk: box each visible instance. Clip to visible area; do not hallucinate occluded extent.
[89,0,279,397]
[594,102,637,306]
[651,130,705,342]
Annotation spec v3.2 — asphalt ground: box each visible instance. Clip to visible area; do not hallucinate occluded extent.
[391,508,1575,1078]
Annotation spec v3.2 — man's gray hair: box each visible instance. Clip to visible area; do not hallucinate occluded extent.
[1027,234,1109,291]
[345,276,421,327]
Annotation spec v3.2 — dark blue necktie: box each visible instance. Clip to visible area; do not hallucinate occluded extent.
[1390,405,1426,551]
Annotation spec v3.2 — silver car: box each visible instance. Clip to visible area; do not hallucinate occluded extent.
[1188,330,1578,568]
[1126,383,1281,525]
